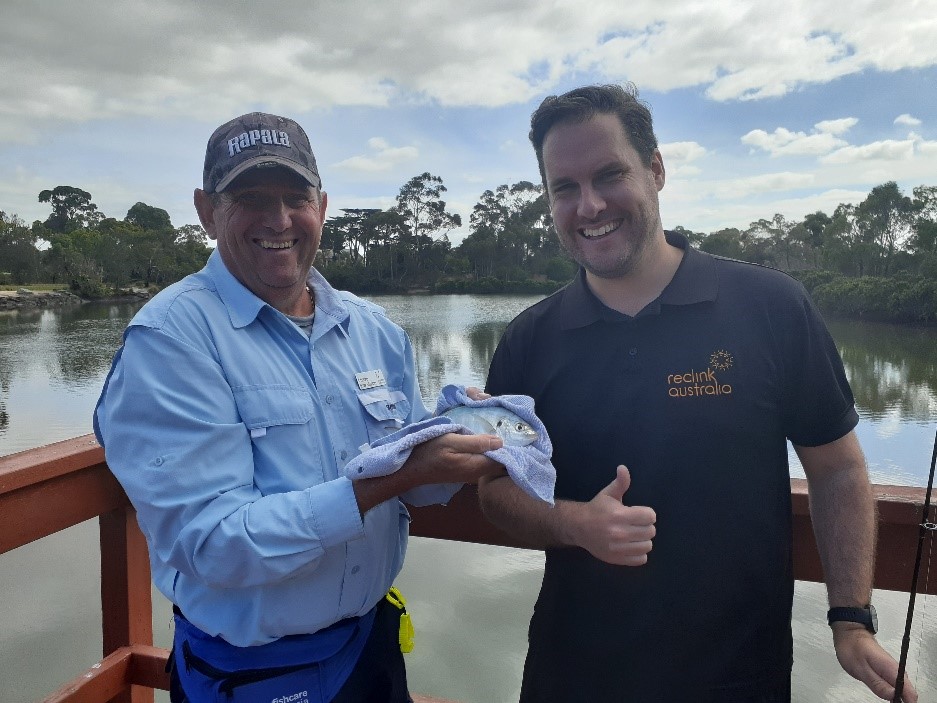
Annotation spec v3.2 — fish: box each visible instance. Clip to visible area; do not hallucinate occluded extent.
[441,405,539,447]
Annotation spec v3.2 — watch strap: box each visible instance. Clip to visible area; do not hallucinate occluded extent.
[827,605,876,633]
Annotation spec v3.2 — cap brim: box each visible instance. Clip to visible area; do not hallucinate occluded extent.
[213,156,321,193]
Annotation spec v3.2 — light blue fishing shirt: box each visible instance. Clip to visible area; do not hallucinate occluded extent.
[94,250,452,646]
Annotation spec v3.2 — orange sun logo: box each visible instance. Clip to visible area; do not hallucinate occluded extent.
[710,349,734,371]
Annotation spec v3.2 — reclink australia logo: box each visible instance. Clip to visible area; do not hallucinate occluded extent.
[666,349,734,398]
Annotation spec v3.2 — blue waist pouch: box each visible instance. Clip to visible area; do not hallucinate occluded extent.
[173,608,375,703]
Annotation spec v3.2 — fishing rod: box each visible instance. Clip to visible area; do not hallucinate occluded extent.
[891,428,937,703]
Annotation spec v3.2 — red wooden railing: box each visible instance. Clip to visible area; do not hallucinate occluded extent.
[1,435,933,702]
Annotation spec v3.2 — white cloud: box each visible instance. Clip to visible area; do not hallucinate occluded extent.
[660,141,707,178]
[916,140,937,157]
[1,0,936,139]
[742,127,847,157]
[815,118,858,135]
[821,139,916,164]
[895,113,922,127]
[660,141,707,163]
[332,138,419,173]
[714,172,816,199]
[1,1,936,235]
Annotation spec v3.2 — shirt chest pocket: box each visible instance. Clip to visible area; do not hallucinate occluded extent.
[233,385,316,438]
[356,388,411,444]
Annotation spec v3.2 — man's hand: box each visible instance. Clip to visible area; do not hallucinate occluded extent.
[465,386,490,401]
[401,431,505,486]
[833,625,917,702]
[353,432,505,514]
[563,465,656,565]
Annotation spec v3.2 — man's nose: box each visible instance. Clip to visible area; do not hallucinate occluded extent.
[261,199,293,232]
[577,185,606,219]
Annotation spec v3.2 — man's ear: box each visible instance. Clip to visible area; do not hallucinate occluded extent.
[651,150,666,192]
[193,188,218,240]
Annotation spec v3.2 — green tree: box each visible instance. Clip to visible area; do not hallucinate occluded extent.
[461,181,553,281]
[122,203,177,286]
[854,182,913,275]
[824,204,868,276]
[393,173,461,270]
[795,211,832,268]
[125,202,173,232]
[37,186,105,234]
[671,225,705,247]
[41,227,107,295]
[699,228,744,259]
[0,211,41,284]
[366,210,409,282]
[910,185,937,256]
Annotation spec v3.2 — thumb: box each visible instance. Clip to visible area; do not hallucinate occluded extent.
[599,465,631,501]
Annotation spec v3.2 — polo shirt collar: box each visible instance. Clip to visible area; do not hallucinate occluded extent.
[205,249,350,331]
[558,230,717,329]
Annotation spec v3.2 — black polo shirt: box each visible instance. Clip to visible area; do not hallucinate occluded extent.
[486,232,858,701]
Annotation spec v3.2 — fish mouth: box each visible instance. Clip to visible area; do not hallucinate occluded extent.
[579,220,622,239]
[257,238,298,250]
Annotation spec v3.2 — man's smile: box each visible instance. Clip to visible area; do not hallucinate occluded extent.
[257,239,298,250]
[580,220,622,239]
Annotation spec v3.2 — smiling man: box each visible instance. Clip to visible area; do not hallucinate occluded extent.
[94,113,503,703]
[477,85,916,702]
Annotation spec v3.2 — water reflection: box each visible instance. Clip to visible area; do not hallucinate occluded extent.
[2,296,936,702]
[364,294,544,404]
[0,302,142,456]
[830,317,937,423]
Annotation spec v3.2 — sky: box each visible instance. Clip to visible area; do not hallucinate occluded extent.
[1,0,936,245]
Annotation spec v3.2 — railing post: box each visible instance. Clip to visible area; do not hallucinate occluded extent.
[100,506,155,703]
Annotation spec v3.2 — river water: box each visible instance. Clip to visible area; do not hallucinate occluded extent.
[1,295,935,702]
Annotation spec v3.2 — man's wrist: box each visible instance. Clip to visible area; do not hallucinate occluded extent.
[827,604,878,634]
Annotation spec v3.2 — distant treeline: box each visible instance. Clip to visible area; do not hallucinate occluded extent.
[1,177,935,323]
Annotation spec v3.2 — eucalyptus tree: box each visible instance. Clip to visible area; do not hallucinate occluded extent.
[463,181,551,280]
[325,209,381,264]
[910,185,937,256]
[855,182,913,275]
[123,202,177,286]
[0,211,40,284]
[796,211,832,269]
[37,185,105,234]
[392,173,461,269]
[699,228,744,259]
[365,209,408,282]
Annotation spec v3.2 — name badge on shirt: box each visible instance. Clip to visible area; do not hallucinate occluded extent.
[355,369,386,390]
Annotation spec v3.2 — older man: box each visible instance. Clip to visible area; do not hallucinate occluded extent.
[95,112,502,702]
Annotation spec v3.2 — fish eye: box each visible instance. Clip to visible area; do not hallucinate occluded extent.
[516,423,525,431]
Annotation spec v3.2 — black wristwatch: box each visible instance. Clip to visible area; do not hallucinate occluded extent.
[827,604,878,634]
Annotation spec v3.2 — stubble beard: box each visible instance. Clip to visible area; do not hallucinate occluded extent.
[559,211,658,281]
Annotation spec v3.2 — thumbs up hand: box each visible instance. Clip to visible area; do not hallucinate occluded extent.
[565,465,656,566]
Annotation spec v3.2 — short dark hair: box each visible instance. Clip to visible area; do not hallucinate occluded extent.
[529,83,658,190]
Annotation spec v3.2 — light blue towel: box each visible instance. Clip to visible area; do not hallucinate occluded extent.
[436,384,555,504]
[344,384,556,505]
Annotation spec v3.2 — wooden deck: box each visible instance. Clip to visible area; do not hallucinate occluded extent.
[2,434,934,703]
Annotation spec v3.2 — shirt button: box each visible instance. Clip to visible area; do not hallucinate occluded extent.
[351,565,360,575]
[325,395,334,404]
[340,450,348,460]
[629,348,638,356]
[154,457,163,466]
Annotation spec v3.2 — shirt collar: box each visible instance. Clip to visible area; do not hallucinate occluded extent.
[558,230,718,329]
[205,249,350,331]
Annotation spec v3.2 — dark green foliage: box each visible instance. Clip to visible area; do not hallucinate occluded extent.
[810,274,937,324]
[4,179,936,323]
